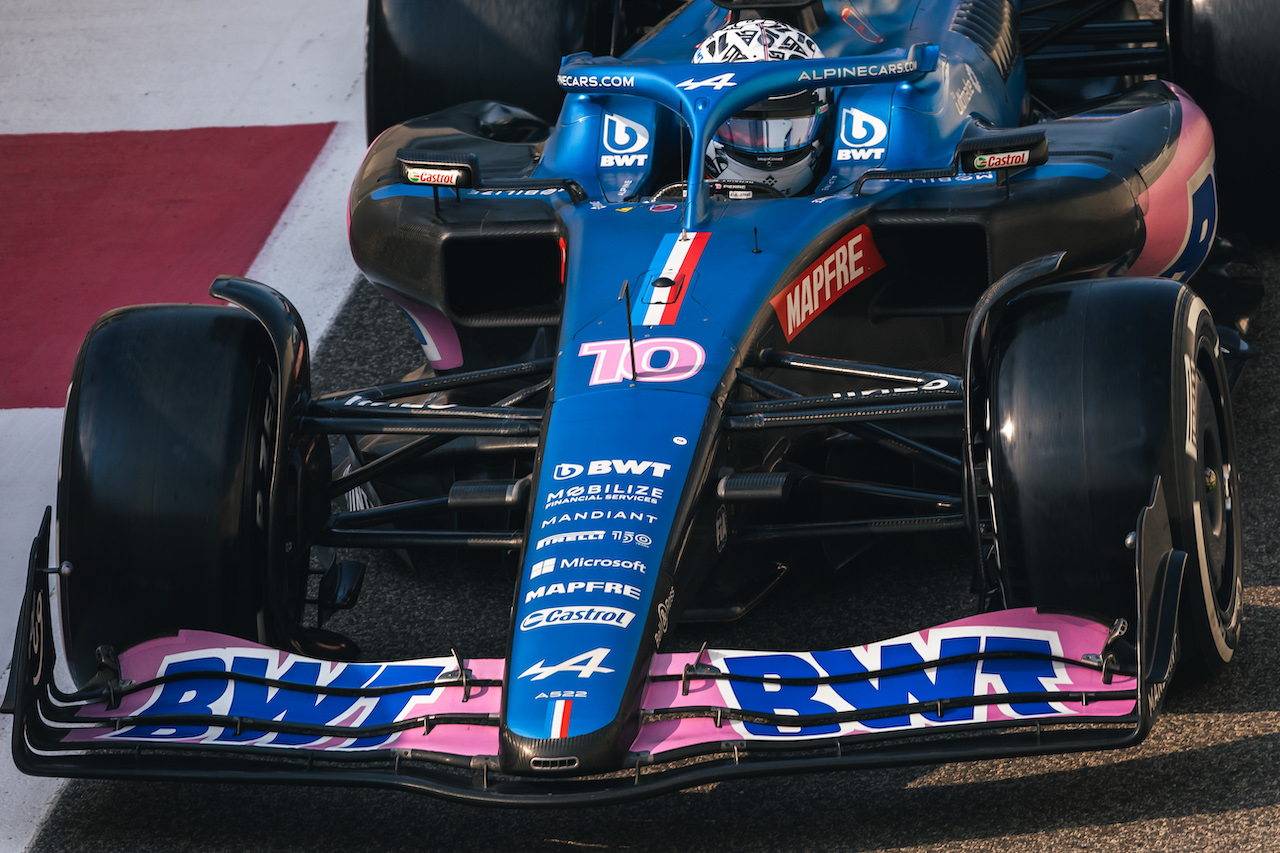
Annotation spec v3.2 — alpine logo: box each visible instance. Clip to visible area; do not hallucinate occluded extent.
[837,108,887,162]
[770,225,886,341]
[519,647,615,681]
[676,72,737,91]
[600,113,650,167]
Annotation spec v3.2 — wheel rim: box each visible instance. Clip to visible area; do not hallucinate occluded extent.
[1194,376,1235,615]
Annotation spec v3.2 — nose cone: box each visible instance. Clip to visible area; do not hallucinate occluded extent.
[499,389,705,775]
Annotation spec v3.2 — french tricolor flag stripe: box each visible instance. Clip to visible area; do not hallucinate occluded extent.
[632,231,710,326]
[551,699,573,738]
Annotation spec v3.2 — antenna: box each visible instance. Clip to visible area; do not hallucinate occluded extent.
[618,279,639,381]
[678,101,688,238]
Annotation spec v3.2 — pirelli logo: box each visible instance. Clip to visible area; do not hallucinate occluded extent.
[770,225,885,341]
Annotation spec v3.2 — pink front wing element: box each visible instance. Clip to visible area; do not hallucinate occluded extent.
[1129,84,1217,279]
[632,609,1138,755]
[57,610,1137,761]
[63,631,502,756]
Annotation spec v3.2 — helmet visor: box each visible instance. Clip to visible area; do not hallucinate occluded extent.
[713,92,827,154]
[715,114,824,153]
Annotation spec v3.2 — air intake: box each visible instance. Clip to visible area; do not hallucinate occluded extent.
[530,756,580,771]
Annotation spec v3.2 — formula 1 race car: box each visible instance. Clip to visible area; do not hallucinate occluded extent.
[5,0,1276,804]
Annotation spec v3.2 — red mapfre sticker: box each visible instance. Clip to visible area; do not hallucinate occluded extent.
[770,225,885,341]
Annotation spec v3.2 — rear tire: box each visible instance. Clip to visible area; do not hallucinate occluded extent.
[1167,0,1280,229]
[365,0,612,142]
[58,306,279,687]
[985,279,1242,677]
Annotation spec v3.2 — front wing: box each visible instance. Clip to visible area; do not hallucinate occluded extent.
[7,493,1178,805]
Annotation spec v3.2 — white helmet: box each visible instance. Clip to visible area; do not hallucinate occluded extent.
[693,19,829,196]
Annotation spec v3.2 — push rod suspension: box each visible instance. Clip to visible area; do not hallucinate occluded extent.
[724,400,963,431]
[736,514,966,543]
[311,358,553,404]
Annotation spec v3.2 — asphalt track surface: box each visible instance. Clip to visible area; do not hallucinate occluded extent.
[12,8,1280,853]
[25,226,1280,853]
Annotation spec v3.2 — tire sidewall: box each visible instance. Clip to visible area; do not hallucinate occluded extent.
[58,307,280,686]
[1170,294,1243,674]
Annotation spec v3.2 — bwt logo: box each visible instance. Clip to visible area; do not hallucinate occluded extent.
[715,630,1078,739]
[837,108,887,161]
[102,651,449,750]
[601,114,650,167]
[553,459,673,480]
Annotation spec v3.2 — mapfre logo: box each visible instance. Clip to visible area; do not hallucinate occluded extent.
[601,114,650,167]
[770,225,886,341]
[836,108,888,162]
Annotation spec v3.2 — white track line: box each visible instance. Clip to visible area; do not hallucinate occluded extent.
[1,2,366,849]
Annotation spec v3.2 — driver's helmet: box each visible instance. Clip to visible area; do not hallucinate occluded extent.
[692,19,829,196]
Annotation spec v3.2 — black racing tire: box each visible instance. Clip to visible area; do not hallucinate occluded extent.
[365,0,613,143]
[1167,0,1280,229]
[58,305,279,687]
[985,278,1242,679]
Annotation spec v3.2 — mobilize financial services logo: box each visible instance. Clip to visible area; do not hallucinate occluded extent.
[601,113,650,167]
